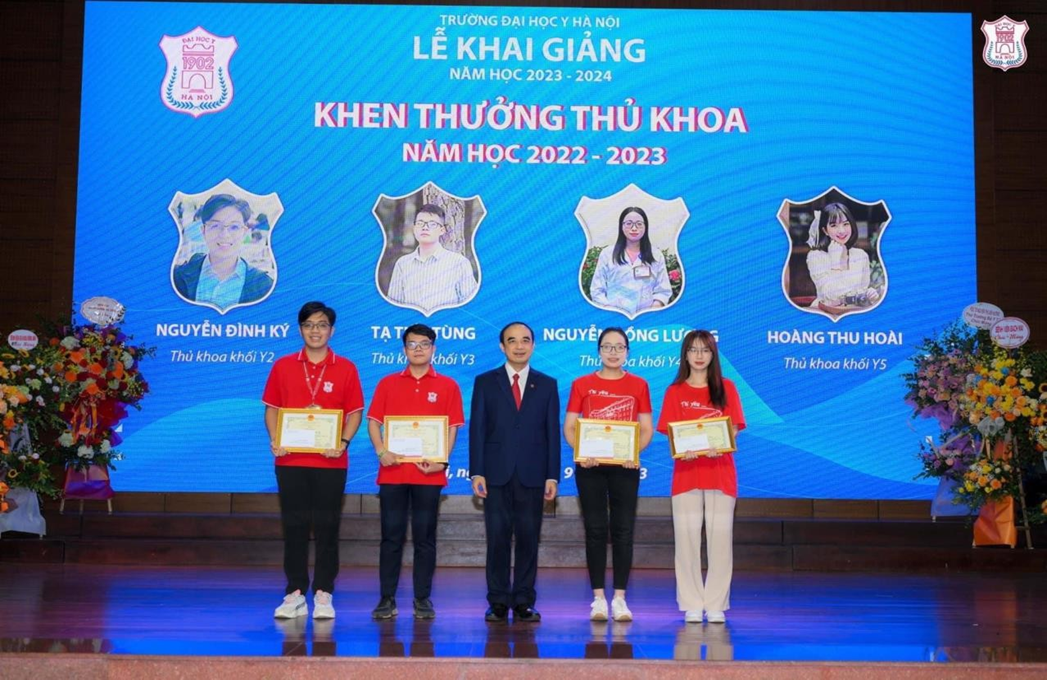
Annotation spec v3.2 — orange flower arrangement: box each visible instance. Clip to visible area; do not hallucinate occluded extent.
[50,323,152,471]
[960,349,1037,438]
[954,454,1018,510]
[909,319,1047,522]
[0,359,31,455]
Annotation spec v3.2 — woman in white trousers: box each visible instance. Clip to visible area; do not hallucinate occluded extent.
[656,329,746,624]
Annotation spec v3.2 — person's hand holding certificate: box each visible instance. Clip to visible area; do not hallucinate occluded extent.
[383,416,449,463]
[276,408,344,455]
[575,419,640,466]
[668,416,736,459]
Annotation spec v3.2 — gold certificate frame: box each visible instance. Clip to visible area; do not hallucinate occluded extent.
[384,415,450,463]
[668,416,736,459]
[574,418,640,466]
[276,408,344,454]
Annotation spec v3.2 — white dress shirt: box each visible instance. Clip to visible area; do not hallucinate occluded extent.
[387,244,477,311]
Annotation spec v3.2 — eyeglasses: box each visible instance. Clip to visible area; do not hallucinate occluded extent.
[622,220,645,229]
[686,347,711,355]
[600,344,627,354]
[301,322,331,331]
[204,221,248,235]
[413,220,445,231]
[406,341,433,350]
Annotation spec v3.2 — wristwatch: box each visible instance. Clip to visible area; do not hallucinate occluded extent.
[376,448,387,458]
[341,438,351,448]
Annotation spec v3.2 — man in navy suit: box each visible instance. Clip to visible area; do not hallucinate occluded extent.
[470,321,561,623]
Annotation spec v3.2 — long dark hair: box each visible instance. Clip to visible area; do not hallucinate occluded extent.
[671,329,725,409]
[612,207,655,266]
[811,202,858,251]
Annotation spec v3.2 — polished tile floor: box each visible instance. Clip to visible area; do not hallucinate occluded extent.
[1,564,1046,662]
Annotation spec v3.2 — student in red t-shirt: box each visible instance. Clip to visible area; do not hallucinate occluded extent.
[263,301,365,620]
[564,327,653,623]
[656,329,745,625]
[366,324,465,621]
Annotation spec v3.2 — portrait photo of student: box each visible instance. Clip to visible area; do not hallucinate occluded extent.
[373,182,484,317]
[575,183,688,321]
[169,180,283,314]
[777,186,890,321]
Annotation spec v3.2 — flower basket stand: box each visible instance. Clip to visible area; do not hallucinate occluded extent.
[971,438,1033,549]
[60,465,114,514]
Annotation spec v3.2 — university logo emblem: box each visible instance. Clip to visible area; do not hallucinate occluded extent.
[777,186,891,322]
[373,181,485,317]
[160,27,238,117]
[574,183,689,321]
[428,392,438,403]
[981,16,1029,71]
[324,382,334,394]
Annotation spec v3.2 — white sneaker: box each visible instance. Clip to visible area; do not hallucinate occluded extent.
[706,610,726,624]
[589,597,609,621]
[611,597,633,622]
[274,590,307,618]
[313,590,335,619]
[684,609,703,623]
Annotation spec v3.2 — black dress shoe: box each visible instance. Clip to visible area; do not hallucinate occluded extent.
[485,604,509,623]
[512,605,541,623]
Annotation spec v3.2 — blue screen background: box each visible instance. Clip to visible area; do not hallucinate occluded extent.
[75,3,974,496]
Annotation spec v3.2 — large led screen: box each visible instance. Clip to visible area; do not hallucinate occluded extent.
[74,2,975,496]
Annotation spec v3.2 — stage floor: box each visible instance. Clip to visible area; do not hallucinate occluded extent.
[2,564,1046,663]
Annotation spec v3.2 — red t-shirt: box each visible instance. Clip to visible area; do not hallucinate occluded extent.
[367,366,465,486]
[656,379,746,497]
[262,349,365,470]
[566,372,652,421]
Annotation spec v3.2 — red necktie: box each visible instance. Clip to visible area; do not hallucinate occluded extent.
[512,373,522,410]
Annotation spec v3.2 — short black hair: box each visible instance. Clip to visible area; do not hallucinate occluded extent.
[403,323,436,345]
[197,193,252,225]
[417,203,446,222]
[298,301,336,326]
[500,321,534,344]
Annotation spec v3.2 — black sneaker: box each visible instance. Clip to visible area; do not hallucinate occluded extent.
[371,597,398,620]
[413,597,436,620]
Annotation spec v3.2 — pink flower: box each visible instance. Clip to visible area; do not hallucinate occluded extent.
[669,270,681,282]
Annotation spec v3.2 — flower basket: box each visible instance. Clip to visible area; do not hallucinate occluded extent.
[905,319,1047,547]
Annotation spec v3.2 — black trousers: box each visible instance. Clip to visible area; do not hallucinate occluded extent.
[275,466,347,595]
[575,465,640,591]
[379,483,442,600]
[484,473,545,608]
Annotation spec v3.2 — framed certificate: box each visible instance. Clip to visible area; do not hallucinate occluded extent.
[383,415,449,463]
[276,408,344,453]
[574,418,640,466]
[667,416,736,458]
